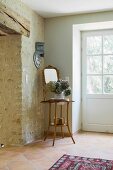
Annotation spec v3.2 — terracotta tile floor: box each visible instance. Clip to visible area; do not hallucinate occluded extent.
[0,131,113,170]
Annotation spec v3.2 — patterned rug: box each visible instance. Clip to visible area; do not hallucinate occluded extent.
[49,154,113,170]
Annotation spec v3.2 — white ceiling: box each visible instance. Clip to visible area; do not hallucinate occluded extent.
[22,0,113,18]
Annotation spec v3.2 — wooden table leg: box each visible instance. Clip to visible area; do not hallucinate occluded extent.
[61,126,64,138]
[60,105,64,138]
[53,103,57,146]
[44,103,51,141]
[44,126,50,141]
[67,102,75,144]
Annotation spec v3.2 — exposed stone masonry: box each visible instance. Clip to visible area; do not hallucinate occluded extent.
[0,0,45,146]
[0,35,22,145]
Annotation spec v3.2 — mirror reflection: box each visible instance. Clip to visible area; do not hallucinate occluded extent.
[44,69,58,84]
[43,65,59,85]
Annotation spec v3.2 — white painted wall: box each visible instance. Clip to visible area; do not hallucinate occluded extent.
[45,11,113,133]
[73,21,113,134]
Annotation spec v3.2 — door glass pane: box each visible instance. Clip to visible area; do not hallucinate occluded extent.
[103,55,113,74]
[87,36,102,55]
[87,55,102,74]
[103,76,113,93]
[87,76,102,94]
[103,35,113,54]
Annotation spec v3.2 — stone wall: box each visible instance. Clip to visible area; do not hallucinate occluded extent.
[0,0,45,145]
[0,35,22,145]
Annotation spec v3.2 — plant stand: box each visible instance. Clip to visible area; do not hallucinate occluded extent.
[41,99,75,146]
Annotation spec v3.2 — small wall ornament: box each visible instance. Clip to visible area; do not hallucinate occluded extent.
[33,42,44,69]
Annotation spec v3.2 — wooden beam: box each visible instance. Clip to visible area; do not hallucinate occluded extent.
[0,24,18,34]
[0,30,7,36]
[0,2,30,37]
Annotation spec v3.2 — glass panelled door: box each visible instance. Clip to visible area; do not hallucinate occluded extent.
[82,30,113,133]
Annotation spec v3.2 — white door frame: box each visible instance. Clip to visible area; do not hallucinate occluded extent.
[72,21,113,134]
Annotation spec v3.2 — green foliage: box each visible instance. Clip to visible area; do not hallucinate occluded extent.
[64,87,71,96]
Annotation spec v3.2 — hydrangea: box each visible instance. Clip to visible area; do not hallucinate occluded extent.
[47,79,71,96]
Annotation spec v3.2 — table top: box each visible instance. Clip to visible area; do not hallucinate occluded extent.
[41,98,74,103]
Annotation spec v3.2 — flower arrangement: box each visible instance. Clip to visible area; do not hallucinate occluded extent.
[47,79,71,96]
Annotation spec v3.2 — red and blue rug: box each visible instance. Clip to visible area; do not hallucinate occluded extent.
[49,154,113,170]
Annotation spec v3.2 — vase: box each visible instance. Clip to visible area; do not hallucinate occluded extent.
[54,91,65,99]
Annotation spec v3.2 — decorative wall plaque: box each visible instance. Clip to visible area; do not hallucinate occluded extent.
[33,42,44,69]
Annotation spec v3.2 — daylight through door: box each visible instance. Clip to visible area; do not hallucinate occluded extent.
[82,30,113,133]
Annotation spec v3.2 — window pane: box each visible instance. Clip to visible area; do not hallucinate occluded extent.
[87,55,102,74]
[103,35,113,54]
[87,76,102,94]
[87,36,102,55]
[103,55,113,74]
[103,76,113,94]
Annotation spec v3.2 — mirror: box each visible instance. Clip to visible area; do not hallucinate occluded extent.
[43,65,59,84]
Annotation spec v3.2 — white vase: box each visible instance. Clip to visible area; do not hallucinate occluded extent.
[54,91,65,99]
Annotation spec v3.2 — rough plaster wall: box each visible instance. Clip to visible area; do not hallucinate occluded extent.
[1,0,45,144]
[21,10,45,144]
[0,35,22,145]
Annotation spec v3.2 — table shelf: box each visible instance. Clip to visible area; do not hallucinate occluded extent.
[50,122,67,126]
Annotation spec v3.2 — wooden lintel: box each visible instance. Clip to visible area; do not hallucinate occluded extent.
[0,29,7,36]
[0,24,19,35]
[0,2,30,37]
